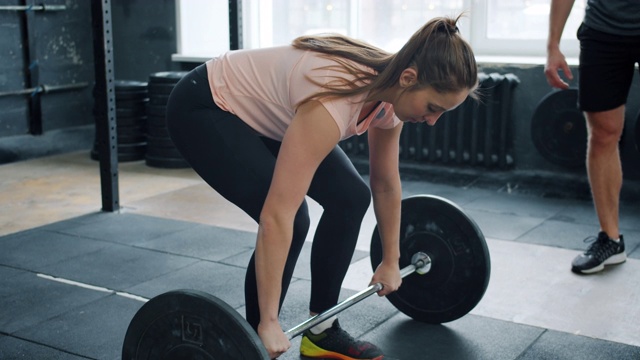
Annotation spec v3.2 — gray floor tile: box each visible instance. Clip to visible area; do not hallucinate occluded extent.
[401,179,495,206]
[514,219,598,249]
[14,294,141,360]
[38,242,199,290]
[464,209,546,241]
[517,220,640,253]
[463,192,569,219]
[135,224,257,261]
[0,229,110,271]
[53,212,195,245]
[364,314,545,360]
[517,329,640,360]
[620,209,640,232]
[124,260,247,308]
[622,229,640,257]
[0,265,28,280]
[0,272,107,334]
[551,200,640,232]
[0,335,90,360]
[38,211,113,232]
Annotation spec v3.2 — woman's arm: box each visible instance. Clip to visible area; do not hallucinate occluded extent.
[367,123,404,296]
[256,100,341,358]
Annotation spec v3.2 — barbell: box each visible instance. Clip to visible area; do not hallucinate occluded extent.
[121,195,491,359]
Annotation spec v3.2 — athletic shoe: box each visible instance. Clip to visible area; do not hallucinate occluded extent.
[571,231,626,274]
[300,319,384,360]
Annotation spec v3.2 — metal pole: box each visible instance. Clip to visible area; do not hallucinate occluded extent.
[228,0,242,50]
[0,82,89,98]
[91,0,119,212]
[284,253,430,339]
[19,0,42,135]
[0,5,66,11]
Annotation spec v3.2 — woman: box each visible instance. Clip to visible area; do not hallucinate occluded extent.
[167,15,478,360]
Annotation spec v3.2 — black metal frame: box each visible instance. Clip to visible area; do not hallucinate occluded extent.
[19,0,42,135]
[92,0,243,212]
[229,0,242,50]
[91,0,119,212]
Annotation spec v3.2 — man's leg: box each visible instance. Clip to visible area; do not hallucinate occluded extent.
[571,106,627,274]
[585,105,625,239]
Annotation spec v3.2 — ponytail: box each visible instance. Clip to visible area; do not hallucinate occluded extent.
[292,14,478,104]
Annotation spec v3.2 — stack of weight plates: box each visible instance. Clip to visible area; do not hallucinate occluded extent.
[91,80,149,162]
[145,71,190,169]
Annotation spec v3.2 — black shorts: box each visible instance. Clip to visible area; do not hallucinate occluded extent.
[577,23,640,112]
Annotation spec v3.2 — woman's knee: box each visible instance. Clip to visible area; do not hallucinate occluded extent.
[326,180,371,219]
[292,202,311,246]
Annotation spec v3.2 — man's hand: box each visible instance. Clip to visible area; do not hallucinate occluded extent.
[544,47,573,89]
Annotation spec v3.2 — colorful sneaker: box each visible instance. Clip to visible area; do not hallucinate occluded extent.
[300,319,384,360]
[571,232,626,274]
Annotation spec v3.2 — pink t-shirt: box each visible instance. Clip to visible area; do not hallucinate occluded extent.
[205,46,400,141]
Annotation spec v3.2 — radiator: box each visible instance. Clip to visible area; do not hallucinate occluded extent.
[340,72,520,169]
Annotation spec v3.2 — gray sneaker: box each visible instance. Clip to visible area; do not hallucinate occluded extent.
[571,232,626,274]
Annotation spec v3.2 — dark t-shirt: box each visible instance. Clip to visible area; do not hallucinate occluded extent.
[584,0,640,36]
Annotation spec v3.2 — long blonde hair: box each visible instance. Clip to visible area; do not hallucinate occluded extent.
[292,15,478,104]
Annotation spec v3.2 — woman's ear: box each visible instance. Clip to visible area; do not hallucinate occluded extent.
[399,68,418,88]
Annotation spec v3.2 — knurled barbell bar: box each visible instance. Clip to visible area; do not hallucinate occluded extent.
[121,194,491,359]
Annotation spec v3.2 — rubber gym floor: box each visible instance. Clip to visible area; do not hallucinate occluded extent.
[1,150,639,359]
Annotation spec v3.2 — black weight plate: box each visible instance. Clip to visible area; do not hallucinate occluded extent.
[91,146,145,162]
[115,90,149,101]
[370,195,490,324]
[148,82,177,96]
[149,71,188,84]
[149,94,171,106]
[122,289,268,360]
[531,89,587,168]
[117,151,146,162]
[147,124,170,138]
[118,134,147,145]
[117,106,147,118]
[118,142,147,155]
[147,115,168,128]
[115,80,148,91]
[148,136,176,148]
[116,98,149,109]
[147,145,183,158]
[635,110,640,153]
[117,115,147,127]
[146,104,167,117]
[145,155,191,169]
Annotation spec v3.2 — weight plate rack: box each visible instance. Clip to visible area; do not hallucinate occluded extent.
[91,80,149,162]
[145,71,191,169]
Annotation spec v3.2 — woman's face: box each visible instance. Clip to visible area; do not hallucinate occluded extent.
[390,67,471,126]
[393,86,469,126]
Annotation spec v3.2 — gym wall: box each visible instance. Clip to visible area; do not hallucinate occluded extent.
[0,1,638,187]
[0,0,178,162]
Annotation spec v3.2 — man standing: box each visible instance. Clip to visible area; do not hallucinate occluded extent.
[544,0,639,274]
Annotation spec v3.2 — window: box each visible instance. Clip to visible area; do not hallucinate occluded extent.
[173,0,586,63]
[471,0,585,58]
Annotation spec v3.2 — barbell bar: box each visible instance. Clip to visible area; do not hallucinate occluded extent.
[284,251,431,339]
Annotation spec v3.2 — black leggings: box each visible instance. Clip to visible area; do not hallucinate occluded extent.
[166,64,371,329]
